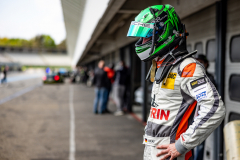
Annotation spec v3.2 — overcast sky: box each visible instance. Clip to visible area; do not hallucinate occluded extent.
[0,0,110,65]
[0,0,65,44]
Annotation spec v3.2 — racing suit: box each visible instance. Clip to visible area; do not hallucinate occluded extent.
[143,57,225,160]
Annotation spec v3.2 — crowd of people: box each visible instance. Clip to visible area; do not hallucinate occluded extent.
[92,60,130,116]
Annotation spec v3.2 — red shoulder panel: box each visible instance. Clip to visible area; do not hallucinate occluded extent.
[181,63,196,77]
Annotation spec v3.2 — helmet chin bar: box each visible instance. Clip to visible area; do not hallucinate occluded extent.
[143,36,182,62]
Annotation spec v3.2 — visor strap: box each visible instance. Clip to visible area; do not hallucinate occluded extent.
[149,26,156,56]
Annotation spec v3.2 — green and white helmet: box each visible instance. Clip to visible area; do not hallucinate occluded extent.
[127,4,185,62]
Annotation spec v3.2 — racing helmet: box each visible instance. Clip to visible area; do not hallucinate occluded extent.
[127,5,185,62]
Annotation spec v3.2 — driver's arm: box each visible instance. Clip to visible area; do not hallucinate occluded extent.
[175,59,225,154]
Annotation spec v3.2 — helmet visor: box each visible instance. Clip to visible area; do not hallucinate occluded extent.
[127,21,154,38]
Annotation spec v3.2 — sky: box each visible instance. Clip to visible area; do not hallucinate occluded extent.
[72,0,109,65]
[0,0,110,65]
[0,0,65,44]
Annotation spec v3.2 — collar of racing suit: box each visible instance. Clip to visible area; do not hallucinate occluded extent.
[146,49,197,84]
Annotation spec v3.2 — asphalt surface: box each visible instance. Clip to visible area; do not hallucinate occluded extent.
[0,79,144,160]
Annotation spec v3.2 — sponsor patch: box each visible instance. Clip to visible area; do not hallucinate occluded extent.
[190,78,208,102]
[196,91,207,102]
[143,138,155,144]
[152,12,168,23]
[131,21,154,28]
[161,72,177,90]
[150,107,170,121]
[190,78,206,89]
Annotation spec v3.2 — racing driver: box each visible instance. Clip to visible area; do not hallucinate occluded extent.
[126,4,225,160]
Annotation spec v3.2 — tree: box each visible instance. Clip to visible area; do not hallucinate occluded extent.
[0,35,57,50]
[57,39,66,50]
[31,35,56,49]
[0,38,9,46]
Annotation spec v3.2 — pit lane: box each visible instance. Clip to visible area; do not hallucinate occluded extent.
[0,76,144,160]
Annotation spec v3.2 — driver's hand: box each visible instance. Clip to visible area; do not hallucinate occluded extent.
[156,143,181,160]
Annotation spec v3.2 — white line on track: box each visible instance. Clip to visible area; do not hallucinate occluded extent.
[69,85,75,160]
[0,84,41,105]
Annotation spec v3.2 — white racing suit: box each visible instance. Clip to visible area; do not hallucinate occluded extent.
[143,57,225,160]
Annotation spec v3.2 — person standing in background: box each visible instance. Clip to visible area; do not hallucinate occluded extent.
[1,65,8,84]
[196,54,216,85]
[103,63,115,113]
[113,61,128,116]
[93,60,110,114]
[82,67,89,84]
